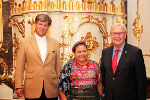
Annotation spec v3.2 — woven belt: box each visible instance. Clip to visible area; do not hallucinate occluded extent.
[70,86,99,100]
[71,86,96,94]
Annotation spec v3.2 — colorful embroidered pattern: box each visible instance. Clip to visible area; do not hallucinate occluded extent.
[71,59,101,87]
[58,58,101,100]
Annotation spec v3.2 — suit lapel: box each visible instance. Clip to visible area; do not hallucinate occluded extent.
[30,35,43,63]
[45,37,51,61]
[108,46,114,75]
[115,43,128,75]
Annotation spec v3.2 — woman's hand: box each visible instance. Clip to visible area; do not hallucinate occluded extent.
[97,82,103,95]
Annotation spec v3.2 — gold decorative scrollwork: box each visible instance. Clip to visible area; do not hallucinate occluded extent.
[28,15,35,35]
[60,15,109,63]
[81,32,99,57]
[116,17,127,25]
[143,50,150,58]
[13,33,19,57]
[0,41,9,82]
[132,0,150,58]
[9,0,126,18]
[0,42,8,54]
[133,0,143,47]
[9,19,25,38]
[0,36,14,86]
[0,41,2,48]
[0,58,9,81]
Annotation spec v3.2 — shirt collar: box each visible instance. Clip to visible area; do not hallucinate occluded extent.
[113,43,125,53]
[35,33,46,41]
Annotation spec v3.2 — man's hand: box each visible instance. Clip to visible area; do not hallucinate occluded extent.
[15,88,23,97]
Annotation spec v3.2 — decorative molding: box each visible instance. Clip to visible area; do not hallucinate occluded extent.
[0,58,9,81]
[9,0,126,17]
[9,19,25,38]
[0,42,8,54]
[132,0,150,58]
[143,54,150,57]
[0,57,14,88]
[0,40,12,84]
[27,15,35,35]
[13,33,19,57]
[133,0,143,47]
[81,32,99,57]
[0,0,3,44]
[60,15,109,63]
[143,50,150,58]
[116,17,127,25]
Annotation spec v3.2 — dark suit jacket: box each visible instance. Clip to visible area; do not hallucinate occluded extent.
[100,43,146,100]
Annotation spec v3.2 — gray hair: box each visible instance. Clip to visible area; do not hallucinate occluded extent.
[110,23,127,32]
[35,14,52,26]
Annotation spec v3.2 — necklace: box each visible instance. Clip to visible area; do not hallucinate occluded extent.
[83,65,88,69]
[71,59,90,76]
[75,63,89,75]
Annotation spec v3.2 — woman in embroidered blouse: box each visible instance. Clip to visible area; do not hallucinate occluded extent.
[58,41,102,100]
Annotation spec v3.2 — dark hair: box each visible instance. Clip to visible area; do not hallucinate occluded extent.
[72,41,87,53]
[35,14,52,26]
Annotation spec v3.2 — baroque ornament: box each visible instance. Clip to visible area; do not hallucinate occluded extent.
[60,15,108,63]
[81,32,99,57]
[133,0,143,47]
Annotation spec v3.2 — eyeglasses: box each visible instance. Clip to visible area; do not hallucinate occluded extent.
[111,32,126,36]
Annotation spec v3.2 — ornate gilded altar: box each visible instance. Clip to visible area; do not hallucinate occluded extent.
[0,0,127,90]
[10,0,126,62]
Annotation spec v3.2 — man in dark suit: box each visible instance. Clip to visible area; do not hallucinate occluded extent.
[100,23,147,100]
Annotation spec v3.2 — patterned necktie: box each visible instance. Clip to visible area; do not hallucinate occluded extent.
[112,49,119,74]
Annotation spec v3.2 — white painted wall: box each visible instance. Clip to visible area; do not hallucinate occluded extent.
[127,0,150,77]
[0,83,13,99]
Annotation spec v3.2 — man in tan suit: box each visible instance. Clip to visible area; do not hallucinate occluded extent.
[15,14,62,100]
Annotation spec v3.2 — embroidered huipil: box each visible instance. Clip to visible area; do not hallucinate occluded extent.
[58,58,101,100]
[71,59,101,87]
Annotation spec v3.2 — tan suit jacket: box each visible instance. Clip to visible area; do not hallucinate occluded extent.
[15,35,62,98]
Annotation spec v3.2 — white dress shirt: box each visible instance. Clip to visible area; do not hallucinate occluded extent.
[35,33,47,63]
